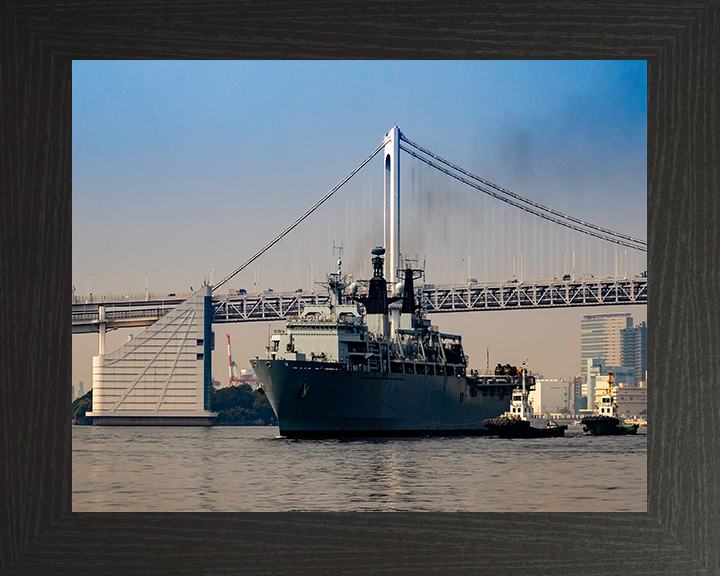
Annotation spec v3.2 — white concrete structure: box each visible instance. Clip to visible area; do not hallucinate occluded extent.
[87,286,217,425]
[383,125,400,284]
[614,383,647,418]
[529,379,569,416]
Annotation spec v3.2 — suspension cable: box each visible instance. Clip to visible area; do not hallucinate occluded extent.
[400,144,647,252]
[213,141,386,293]
[400,133,647,248]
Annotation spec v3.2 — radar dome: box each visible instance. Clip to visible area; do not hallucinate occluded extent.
[371,247,385,256]
[395,282,404,296]
[349,282,358,294]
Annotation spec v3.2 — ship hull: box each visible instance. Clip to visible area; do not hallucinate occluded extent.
[581,415,639,435]
[483,417,567,438]
[252,359,512,437]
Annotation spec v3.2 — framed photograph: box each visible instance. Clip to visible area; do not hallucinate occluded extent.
[3,3,717,574]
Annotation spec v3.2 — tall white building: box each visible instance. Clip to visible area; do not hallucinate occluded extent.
[87,286,217,425]
[580,313,633,373]
[528,379,569,416]
[621,321,647,384]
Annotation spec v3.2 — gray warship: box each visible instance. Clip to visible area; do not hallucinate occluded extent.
[251,248,533,437]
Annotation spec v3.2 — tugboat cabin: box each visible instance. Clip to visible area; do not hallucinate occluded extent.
[599,396,614,415]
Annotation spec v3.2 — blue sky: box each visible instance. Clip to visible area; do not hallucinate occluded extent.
[72,60,647,387]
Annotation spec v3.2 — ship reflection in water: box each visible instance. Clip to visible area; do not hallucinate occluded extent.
[73,426,647,512]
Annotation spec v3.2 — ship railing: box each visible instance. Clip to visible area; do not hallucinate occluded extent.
[286,313,359,328]
[469,369,496,376]
[287,314,336,323]
[72,292,190,304]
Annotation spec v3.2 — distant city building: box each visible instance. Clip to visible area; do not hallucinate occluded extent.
[621,321,647,384]
[598,382,647,418]
[612,366,635,386]
[581,313,633,373]
[570,374,583,413]
[529,379,569,416]
[575,396,588,413]
[78,381,84,398]
[584,359,604,410]
[72,385,75,401]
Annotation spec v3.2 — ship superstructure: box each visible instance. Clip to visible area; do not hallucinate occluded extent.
[251,248,531,437]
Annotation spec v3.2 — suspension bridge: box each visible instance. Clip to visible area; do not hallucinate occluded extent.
[73,125,646,335]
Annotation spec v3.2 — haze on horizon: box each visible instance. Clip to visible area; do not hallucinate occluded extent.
[72,60,647,390]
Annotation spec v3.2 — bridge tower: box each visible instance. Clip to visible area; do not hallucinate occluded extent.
[98,306,106,355]
[383,125,400,283]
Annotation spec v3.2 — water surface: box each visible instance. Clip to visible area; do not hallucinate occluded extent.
[73,424,646,512]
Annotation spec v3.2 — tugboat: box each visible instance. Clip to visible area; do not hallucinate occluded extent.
[483,363,568,438]
[251,247,531,437]
[581,372,639,435]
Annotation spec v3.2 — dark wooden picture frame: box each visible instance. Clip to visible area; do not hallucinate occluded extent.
[2,2,717,574]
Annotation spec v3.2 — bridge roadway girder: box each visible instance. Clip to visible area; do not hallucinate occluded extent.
[422,278,647,313]
[72,277,647,332]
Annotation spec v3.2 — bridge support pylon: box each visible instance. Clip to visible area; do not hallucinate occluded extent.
[98,306,106,355]
[383,125,400,284]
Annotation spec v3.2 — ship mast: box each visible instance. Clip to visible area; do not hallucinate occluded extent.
[327,245,345,307]
[606,371,616,417]
[520,362,531,420]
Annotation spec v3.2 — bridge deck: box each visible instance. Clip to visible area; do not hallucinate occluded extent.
[72,276,647,333]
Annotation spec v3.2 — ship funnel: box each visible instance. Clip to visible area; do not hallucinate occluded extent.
[355,249,402,338]
[400,267,417,316]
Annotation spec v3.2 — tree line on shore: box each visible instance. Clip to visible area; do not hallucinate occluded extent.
[71,385,277,426]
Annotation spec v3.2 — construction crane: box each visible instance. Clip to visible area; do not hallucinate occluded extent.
[226,333,241,387]
[226,333,261,389]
